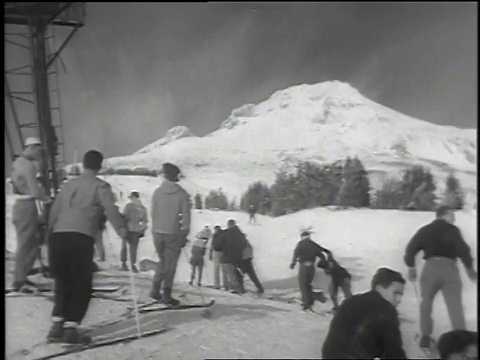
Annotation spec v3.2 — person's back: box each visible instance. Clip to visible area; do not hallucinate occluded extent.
[222,225,247,265]
[124,199,148,234]
[322,267,407,359]
[151,179,190,235]
[51,174,124,237]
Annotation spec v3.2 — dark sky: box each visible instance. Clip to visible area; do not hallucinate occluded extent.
[5,2,478,165]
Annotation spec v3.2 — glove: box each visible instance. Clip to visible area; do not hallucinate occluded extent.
[408,267,417,282]
[289,262,296,270]
[467,268,478,282]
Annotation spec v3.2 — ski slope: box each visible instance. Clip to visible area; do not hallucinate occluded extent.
[5,174,477,359]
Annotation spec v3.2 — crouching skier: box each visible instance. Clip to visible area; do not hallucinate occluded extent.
[317,252,352,312]
[46,150,128,345]
[289,230,330,311]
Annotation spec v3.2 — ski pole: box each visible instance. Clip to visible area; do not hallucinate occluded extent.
[127,255,142,339]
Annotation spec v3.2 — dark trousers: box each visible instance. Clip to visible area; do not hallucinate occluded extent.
[121,231,141,265]
[152,233,182,289]
[298,264,315,308]
[190,264,204,284]
[329,277,352,308]
[50,232,95,324]
[238,259,264,292]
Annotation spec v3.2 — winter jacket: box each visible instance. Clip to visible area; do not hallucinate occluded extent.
[151,179,191,235]
[123,200,148,234]
[10,156,50,201]
[291,238,329,265]
[404,219,473,270]
[322,290,407,359]
[196,227,212,240]
[217,226,248,265]
[211,230,226,252]
[48,172,127,239]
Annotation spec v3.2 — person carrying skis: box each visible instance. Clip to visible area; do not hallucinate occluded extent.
[121,190,148,273]
[150,162,191,305]
[322,267,408,359]
[210,225,229,290]
[317,251,352,311]
[10,137,52,293]
[46,150,128,344]
[289,230,330,311]
[238,236,264,294]
[404,205,477,350]
[189,236,208,286]
[217,219,248,294]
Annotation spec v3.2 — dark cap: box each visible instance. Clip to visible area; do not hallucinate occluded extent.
[162,162,181,182]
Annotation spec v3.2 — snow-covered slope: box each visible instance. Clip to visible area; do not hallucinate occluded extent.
[92,81,477,205]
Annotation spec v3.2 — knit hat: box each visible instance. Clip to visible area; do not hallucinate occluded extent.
[162,162,181,182]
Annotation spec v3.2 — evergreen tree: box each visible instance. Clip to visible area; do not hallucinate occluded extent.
[337,157,370,207]
[400,165,436,210]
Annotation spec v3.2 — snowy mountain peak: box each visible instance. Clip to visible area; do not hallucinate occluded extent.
[135,126,197,154]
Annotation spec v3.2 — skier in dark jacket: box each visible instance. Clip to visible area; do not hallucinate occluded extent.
[290,230,330,310]
[216,219,247,293]
[322,267,408,359]
[317,252,352,311]
[404,205,477,349]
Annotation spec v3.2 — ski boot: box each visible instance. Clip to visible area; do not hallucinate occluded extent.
[62,328,92,345]
[149,282,162,302]
[162,288,180,306]
[120,263,129,271]
[131,265,139,274]
[46,321,64,342]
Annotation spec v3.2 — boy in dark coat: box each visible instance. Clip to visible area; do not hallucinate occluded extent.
[290,230,330,310]
[322,267,408,359]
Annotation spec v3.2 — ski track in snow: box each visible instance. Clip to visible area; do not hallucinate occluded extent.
[5,177,477,359]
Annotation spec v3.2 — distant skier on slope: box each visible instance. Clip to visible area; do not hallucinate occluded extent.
[404,205,477,350]
[289,229,330,311]
[149,163,191,305]
[322,267,408,359]
[248,204,257,224]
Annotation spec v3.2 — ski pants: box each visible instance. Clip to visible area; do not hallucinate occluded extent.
[222,263,244,293]
[95,231,106,261]
[121,231,141,265]
[329,276,352,308]
[152,233,182,289]
[190,263,204,284]
[298,263,315,308]
[50,232,95,324]
[419,257,466,336]
[12,199,40,287]
[238,258,264,292]
[212,251,228,288]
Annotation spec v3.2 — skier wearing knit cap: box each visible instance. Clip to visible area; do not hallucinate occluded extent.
[150,162,191,305]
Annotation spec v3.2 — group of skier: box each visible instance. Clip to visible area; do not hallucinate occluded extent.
[8,139,478,357]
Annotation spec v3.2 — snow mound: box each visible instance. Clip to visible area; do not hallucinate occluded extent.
[135,126,197,154]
